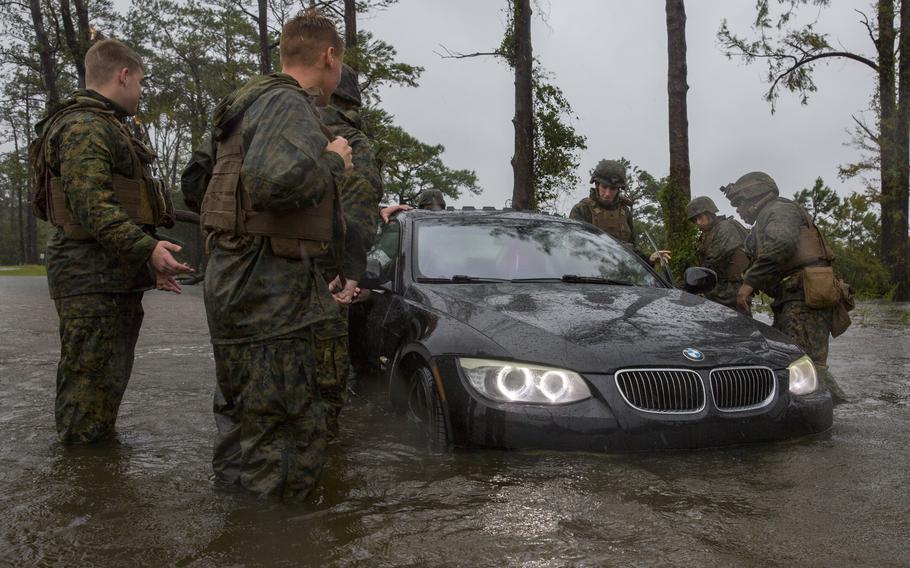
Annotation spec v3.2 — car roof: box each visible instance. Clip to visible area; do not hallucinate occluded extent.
[399,208,580,226]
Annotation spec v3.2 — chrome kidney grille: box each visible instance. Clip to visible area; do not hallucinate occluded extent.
[709,367,776,411]
[614,369,705,414]
[614,367,777,414]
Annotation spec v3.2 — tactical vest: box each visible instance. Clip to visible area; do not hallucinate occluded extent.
[199,87,338,260]
[583,198,633,244]
[698,217,751,282]
[780,205,835,276]
[32,103,173,240]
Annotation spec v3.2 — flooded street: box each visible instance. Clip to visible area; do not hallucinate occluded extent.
[1,276,907,567]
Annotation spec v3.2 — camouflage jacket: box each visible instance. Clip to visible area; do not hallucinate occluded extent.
[315,104,383,281]
[35,90,158,299]
[743,197,810,304]
[185,73,345,344]
[696,215,749,309]
[569,197,636,248]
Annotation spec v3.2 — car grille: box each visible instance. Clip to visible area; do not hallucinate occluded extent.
[614,369,705,414]
[709,367,776,411]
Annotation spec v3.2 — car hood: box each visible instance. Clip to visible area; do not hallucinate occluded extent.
[413,283,802,373]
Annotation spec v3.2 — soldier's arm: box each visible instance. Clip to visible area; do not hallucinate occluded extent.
[627,209,638,250]
[742,207,802,292]
[340,174,381,279]
[241,89,345,211]
[57,115,157,271]
[180,134,214,214]
[569,203,590,223]
[704,222,744,268]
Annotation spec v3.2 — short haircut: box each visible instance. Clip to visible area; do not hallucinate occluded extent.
[279,9,344,66]
[85,39,143,85]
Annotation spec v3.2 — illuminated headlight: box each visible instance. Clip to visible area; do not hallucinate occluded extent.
[458,358,591,404]
[788,355,818,395]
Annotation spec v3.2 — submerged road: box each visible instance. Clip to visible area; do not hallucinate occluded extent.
[0,277,907,567]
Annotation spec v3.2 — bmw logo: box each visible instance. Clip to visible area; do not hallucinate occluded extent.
[683,348,704,362]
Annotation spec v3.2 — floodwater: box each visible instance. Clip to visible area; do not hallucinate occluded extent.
[0,277,907,567]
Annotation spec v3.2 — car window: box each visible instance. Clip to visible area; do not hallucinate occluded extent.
[367,221,402,283]
[414,218,660,286]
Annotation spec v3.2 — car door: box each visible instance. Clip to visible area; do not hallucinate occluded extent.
[350,220,403,370]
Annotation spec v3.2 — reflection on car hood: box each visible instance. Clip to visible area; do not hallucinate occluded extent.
[416,283,802,373]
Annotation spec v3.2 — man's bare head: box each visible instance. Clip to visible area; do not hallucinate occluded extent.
[280,10,344,66]
[84,39,144,114]
[279,10,344,103]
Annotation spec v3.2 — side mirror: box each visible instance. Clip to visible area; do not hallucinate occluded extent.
[359,257,388,290]
[681,267,717,295]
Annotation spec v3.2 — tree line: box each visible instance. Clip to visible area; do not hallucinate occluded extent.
[0,0,907,299]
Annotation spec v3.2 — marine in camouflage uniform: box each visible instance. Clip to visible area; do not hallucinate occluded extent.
[725,172,848,403]
[313,64,384,437]
[687,196,751,315]
[570,159,636,247]
[32,87,171,444]
[181,67,348,498]
[416,189,447,211]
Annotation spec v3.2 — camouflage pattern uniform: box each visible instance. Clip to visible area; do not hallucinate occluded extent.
[569,159,637,247]
[729,172,848,402]
[181,73,345,499]
[33,90,160,444]
[688,197,751,314]
[313,65,383,437]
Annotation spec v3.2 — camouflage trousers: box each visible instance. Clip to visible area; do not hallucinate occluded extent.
[773,300,847,402]
[212,331,341,500]
[53,293,144,444]
[312,314,350,440]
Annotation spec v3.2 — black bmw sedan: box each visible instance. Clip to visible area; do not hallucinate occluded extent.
[350,209,833,452]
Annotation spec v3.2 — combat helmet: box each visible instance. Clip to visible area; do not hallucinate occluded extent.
[686,196,719,220]
[724,171,779,205]
[332,64,362,108]
[416,189,447,211]
[590,159,627,187]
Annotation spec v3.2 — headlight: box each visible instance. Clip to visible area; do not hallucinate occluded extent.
[458,358,591,404]
[788,355,818,395]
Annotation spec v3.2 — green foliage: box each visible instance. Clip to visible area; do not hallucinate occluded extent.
[0,265,47,276]
[363,107,479,204]
[498,2,587,210]
[792,177,887,296]
[657,177,697,278]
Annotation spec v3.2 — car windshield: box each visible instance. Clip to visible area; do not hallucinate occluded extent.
[413,217,661,287]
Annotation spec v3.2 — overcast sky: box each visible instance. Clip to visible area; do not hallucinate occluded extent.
[358,0,878,216]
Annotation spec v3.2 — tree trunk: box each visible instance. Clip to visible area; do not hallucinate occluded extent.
[59,0,86,88]
[666,0,690,200]
[344,0,357,52]
[893,0,910,299]
[257,0,271,75]
[30,0,60,109]
[663,0,693,275]
[877,0,908,299]
[511,0,534,211]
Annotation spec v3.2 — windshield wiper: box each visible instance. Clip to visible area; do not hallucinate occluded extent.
[560,274,635,286]
[416,275,510,283]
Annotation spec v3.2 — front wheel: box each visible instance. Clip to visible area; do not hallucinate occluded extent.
[406,366,451,452]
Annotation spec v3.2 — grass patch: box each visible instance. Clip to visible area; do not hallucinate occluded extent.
[0,265,47,276]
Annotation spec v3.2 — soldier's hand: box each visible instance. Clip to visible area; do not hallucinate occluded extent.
[326,136,353,172]
[332,279,360,305]
[737,283,754,313]
[156,273,182,294]
[649,250,672,264]
[380,204,412,223]
[150,240,193,277]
